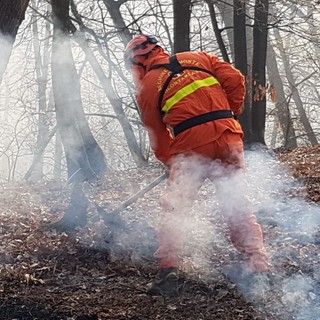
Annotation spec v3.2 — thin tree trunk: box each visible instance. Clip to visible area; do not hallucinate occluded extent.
[251,0,269,145]
[206,1,229,62]
[215,0,234,60]
[173,0,191,53]
[270,116,278,149]
[25,127,57,181]
[101,0,131,45]
[69,7,148,168]
[273,27,318,146]
[26,1,51,181]
[233,0,252,144]
[74,32,148,167]
[266,42,297,148]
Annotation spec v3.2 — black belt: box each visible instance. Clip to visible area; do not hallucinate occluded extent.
[173,109,235,137]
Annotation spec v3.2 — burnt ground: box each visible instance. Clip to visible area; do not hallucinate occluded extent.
[1,146,320,320]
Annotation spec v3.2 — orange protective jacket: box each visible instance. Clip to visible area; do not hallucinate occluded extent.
[136,50,246,166]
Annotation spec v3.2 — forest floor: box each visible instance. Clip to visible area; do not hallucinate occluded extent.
[1,146,320,320]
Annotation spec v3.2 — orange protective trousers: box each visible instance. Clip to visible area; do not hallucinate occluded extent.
[154,130,265,268]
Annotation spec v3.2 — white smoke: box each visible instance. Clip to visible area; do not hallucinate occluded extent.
[84,146,320,319]
[234,147,320,319]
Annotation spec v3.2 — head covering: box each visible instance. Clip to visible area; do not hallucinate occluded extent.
[124,34,159,69]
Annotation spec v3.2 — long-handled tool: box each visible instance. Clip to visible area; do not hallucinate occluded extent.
[96,173,167,227]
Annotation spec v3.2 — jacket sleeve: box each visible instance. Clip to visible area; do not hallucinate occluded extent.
[205,53,246,116]
[136,91,172,166]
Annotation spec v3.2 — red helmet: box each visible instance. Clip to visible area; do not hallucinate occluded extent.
[124,34,159,68]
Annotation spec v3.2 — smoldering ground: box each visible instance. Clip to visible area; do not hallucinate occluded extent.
[244,148,320,319]
[87,147,320,319]
[0,146,319,319]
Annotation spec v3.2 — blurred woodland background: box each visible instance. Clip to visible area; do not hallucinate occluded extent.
[0,0,319,183]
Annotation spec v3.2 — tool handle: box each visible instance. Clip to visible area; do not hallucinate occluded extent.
[109,173,167,216]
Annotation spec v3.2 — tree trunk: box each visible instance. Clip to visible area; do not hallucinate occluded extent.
[273,27,318,146]
[51,0,106,182]
[51,0,76,34]
[0,0,30,84]
[101,0,131,45]
[26,1,51,181]
[0,0,29,36]
[251,0,269,145]
[73,31,148,167]
[206,1,229,62]
[173,0,191,53]
[25,127,57,181]
[233,0,252,144]
[266,42,297,148]
[215,0,234,60]
[69,2,148,167]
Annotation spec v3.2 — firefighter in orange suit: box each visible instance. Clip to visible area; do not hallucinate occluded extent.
[124,34,269,296]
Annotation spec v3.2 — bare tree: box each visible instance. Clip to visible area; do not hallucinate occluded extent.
[2,0,320,184]
[273,27,318,146]
[51,0,106,182]
[101,0,131,45]
[206,0,229,62]
[266,41,297,148]
[71,1,148,167]
[25,1,53,181]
